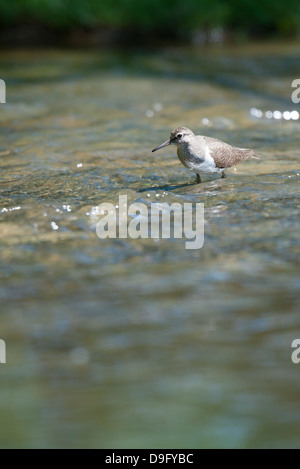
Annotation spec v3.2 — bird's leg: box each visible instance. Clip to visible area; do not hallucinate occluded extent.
[195,174,201,184]
[221,171,226,179]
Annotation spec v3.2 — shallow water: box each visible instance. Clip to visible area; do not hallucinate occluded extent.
[1,43,300,448]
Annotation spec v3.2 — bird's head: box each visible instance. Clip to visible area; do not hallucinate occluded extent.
[152,127,195,152]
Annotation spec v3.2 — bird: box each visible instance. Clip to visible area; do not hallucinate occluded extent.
[152,126,259,183]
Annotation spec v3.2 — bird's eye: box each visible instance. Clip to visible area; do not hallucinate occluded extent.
[177,133,183,139]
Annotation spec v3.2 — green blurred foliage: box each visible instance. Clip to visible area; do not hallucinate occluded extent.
[0,0,300,37]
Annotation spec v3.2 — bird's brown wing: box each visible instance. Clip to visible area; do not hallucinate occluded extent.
[202,136,257,169]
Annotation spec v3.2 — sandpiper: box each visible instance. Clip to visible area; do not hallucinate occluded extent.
[152,127,259,183]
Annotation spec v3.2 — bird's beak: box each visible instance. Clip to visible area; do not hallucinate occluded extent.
[152,139,171,152]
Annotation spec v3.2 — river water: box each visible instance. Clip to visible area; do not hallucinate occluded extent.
[1,43,300,448]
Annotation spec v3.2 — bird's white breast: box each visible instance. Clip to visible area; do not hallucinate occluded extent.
[177,143,221,175]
